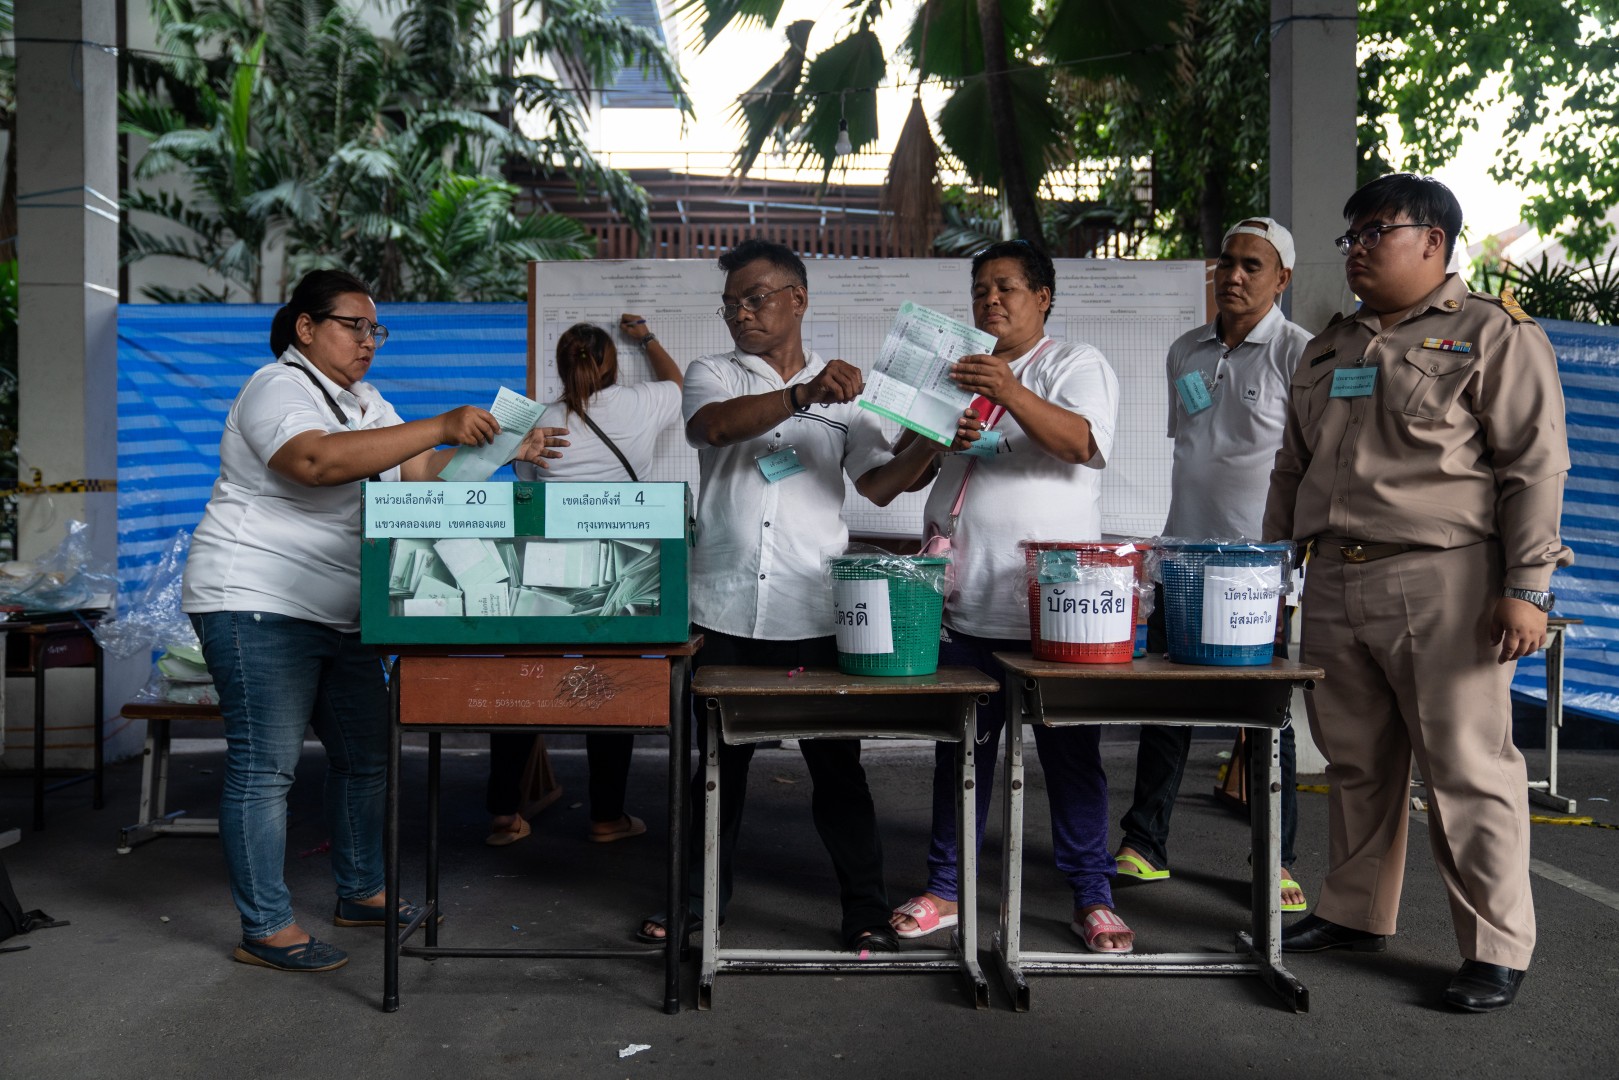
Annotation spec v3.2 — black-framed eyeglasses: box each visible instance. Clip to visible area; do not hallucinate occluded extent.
[1334,222,1431,256]
[717,284,795,322]
[318,313,389,346]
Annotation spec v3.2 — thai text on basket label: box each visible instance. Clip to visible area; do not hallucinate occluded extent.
[1039,566,1134,645]
[832,578,895,654]
[1200,565,1283,646]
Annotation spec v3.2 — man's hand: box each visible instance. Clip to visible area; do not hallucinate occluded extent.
[513,425,570,468]
[801,358,864,405]
[950,353,1024,407]
[1491,596,1548,664]
[438,406,501,447]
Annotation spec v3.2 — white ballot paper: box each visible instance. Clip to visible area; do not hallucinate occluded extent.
[856,302,995,445]
[437,387,545,483]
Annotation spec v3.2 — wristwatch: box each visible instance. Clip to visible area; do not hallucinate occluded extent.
[1502,587,1555,612]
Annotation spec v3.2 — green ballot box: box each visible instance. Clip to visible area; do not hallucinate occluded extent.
[360,481,691,646]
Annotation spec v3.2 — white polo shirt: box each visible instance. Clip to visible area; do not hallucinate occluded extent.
[513,381,682,482]
[182,348,404,631]
[1163,305,1310,538]
[924,336,1119,639]
[683,348,893,640]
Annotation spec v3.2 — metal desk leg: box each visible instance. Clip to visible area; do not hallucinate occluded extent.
[662,656,689,1015]
[93,645,105,809]
[384,662,402,1013]
[697,699,722,1010]
[1238,726,1308,1013]
[32,662,45,831]
[954,696,990,1008]
[425,732,441,948]
[995,682,1030,1010]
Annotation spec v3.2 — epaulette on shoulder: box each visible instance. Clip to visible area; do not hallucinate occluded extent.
[1325,310,1351,327]
[1478,287,1536,324]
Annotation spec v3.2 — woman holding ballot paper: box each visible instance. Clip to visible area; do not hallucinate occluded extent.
[182,268,566,973]
[488,317,684,846]
[880,240,1134,953]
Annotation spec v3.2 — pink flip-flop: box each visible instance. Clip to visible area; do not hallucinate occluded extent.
[1071,908,1134,954]
[892,895,959,940]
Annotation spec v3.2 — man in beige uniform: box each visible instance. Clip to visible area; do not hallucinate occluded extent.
[1263,174,1572,1012]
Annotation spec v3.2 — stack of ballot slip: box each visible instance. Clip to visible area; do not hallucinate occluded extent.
[433,538,511,590]
[393,535,665,619]
[522,539,604,589]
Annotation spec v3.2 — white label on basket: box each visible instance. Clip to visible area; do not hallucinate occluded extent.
[1039,568,1134,645]
[833,578,894,654]
[1201,565,1284,646]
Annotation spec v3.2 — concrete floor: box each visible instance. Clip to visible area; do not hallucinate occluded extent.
[2,727,1616,1080]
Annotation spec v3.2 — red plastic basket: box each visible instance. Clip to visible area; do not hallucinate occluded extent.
[1023,541,1143,664]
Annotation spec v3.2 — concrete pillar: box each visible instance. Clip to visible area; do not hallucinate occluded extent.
[1269,0,1357,333]
[10,2,141,769]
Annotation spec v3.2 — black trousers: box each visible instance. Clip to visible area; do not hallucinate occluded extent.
[486,732,633,823]
[686,626,890,943]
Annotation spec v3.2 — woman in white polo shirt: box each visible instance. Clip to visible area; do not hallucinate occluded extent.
[880,241,1134,954]
[490,317,684,845]
[183,269,562,973]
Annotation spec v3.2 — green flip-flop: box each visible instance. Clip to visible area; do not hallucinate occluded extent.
[1281,877,1309,913]
[1114,852,1170,881]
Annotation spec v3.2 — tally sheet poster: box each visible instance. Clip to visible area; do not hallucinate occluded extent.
[528,258,1205,538]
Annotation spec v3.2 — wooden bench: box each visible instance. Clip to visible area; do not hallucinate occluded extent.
[117,701,223,853]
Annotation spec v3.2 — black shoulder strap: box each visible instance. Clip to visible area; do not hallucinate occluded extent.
[285,362,381,484]
[573,409,638,482]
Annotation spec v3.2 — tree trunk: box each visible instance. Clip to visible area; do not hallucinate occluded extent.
[975,0,1046,252]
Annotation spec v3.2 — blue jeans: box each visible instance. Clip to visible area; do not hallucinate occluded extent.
[192,611,389,939]
[923,628,1114,912]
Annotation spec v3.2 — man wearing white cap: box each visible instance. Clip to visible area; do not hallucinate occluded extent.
[1114,217,1313,911]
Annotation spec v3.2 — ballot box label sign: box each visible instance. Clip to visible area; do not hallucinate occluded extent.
[366,482,514,537]
[543,484,684,538]
[1201,564,1283,646]
[833,579,894,655]
[1039,567,1135,645]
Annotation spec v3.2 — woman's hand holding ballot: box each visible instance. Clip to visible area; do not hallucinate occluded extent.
[949,352,1025,409]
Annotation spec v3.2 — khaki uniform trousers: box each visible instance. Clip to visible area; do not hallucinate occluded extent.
[1300,540,1534,970]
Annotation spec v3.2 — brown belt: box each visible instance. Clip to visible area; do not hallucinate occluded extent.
[1315,540,1425,563]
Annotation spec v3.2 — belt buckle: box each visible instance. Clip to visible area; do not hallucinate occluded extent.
[1342,544,1367,563]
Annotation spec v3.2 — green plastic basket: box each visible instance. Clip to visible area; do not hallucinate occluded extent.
[828,555,947,676]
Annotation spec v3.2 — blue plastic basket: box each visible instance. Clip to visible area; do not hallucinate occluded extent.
[1160,542,1293,666]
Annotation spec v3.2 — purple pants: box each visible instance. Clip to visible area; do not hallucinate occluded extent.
[922,628,1115,912]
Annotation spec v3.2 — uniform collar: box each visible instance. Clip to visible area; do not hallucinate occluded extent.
[281,346,378,412]
[1350,273,1465,329]
[730,346,822,385]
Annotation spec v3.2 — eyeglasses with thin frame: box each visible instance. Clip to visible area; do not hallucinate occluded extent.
[318,313,390,346]
[717,284,795,322]
[1334,222,1431,256]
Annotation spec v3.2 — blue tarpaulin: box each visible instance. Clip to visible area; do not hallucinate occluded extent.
[114,304,1619,723]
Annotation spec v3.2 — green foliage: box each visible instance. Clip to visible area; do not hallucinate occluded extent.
[121,0,688,301]
[1474,254,1619,326]
[1360,0,1619,261]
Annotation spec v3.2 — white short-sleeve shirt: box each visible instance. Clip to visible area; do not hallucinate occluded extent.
[182,348,404,631]
[682,349,893,640]
[513,381,682,482]
[1163,305,1310,538]
[924,336,1120,639]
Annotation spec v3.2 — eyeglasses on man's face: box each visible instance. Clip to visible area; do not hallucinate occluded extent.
[1334,222,1431,256]
[717,284,795,322]
[319,313,389,346]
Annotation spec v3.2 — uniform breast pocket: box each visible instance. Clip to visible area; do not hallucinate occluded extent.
[1385,347,1474,420]
[1292,362,1338,428]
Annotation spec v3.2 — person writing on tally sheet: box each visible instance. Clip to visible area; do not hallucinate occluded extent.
[635,238,979,952]
[1265,174,1572,1012]
[1114,217,1312,914]
[490,317,683,846]
[182,268,567,973]
[878,240,1131,954]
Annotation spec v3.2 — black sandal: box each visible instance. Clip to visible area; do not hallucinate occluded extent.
[845,924,900,952]
[635,911,713,944]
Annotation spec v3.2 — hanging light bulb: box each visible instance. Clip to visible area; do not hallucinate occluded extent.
[835,117,853,157]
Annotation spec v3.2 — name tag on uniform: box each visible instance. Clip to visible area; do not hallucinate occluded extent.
[755,445,806,483]
[1175,371,1214,415]
[958,429,1003,458]
[1330,367,1378,398]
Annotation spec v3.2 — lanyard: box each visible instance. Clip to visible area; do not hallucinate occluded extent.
[285,362,381,483]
